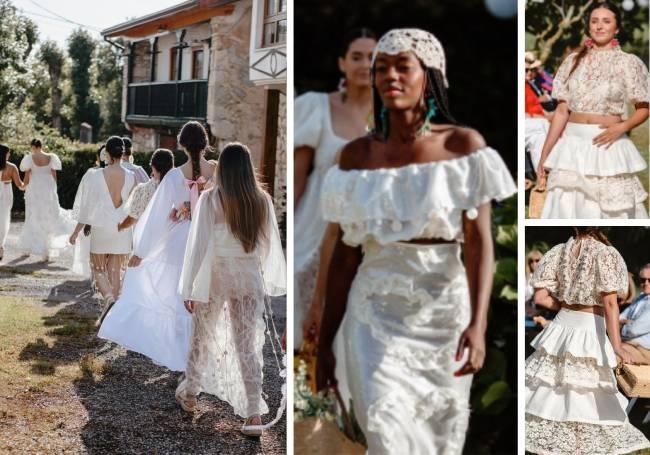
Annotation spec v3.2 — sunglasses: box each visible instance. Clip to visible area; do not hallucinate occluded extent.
[640,277,650,284]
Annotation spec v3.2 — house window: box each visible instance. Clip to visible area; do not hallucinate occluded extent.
[262,0,286,47]
[170,47,179,81]
[192,49,204,80]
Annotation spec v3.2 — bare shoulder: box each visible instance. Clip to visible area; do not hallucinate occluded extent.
[338,136,371,171]
[445,126,487,156]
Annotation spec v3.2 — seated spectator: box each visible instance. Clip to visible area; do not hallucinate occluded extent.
[620,264,650,364]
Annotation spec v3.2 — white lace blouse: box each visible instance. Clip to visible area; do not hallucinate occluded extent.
[320,147,516,246]
[552,47,649,115]
[125,179,158,219]
[531,236,628,307]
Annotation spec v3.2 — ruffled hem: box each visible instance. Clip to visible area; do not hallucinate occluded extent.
[321,147,516,244]
[525,350,617,392]
[530,318,616,368]
[526,383,629,425]
[526,413,650,455]
[545,124,647,176]
[547,170,647,212]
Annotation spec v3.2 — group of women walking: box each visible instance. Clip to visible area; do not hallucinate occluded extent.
[0,120,286,436]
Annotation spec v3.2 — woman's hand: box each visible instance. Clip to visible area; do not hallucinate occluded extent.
[614,345,634,365]
[454,324,486,376]
[593,123,627,149]
[302,299,322,343]
[184,300,195,314]
[315,345,337,391]
[536,161,547,185]
[128,255,142,267]
[68,232,78,245]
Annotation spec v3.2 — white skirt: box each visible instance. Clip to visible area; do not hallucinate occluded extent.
[542,123,648,219]
[0,183,12,249]
[344,241,472,454]
[525,309,650,455]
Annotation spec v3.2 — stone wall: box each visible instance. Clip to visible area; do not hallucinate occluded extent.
[274,90,287,228]
[129,125,158,152]
[207,0,265,166]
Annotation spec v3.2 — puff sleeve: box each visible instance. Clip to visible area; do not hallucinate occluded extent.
[551,53,576,103]
[50,154,62,170]
[623,54,649,106]
[19,154,32,172]
[531,243,564,294]
[595,246,628,298]
[259,193,287,296]
[294,92,324,149]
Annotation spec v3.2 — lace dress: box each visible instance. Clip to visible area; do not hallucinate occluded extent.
[176,189,286,420]
[125,178,158,220]
[17,153,75,256]
[321,147,516,454]
[98,168,206,371]
[294,92,349,349]
[0,171,13,253]
[542,47,649,218]
[525,237,650,455]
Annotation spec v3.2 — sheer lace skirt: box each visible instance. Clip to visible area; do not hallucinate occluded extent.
[89,253,129,301]
[178,256,269,418]
[344,241,473,455]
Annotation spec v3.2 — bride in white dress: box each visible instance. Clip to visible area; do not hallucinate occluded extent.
[317,29,516,454]
[175,142,286,437]
[99,121,216,372]
[0,144,25,261]
[18,139,75,260]
[69,137,136,324]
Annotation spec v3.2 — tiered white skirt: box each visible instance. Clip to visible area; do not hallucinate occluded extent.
[542,123,648,219]
[525,309,650,455]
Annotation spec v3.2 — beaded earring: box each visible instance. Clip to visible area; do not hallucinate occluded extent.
[380,106,389,140]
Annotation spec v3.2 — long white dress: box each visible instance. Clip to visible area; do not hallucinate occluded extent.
[320,147,516,454]
[525,237,650,455]
[294,92,349,349]
[0,175,13,253]
[176,189,286,420]
[542,47,649,218]
[98,167,200,371]
[18,153,75,257]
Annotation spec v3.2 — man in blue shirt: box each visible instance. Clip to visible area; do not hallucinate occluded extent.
[621,264,650,364]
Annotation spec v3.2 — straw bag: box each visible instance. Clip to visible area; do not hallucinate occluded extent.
[616,364,650,398]
[528,176,547,219]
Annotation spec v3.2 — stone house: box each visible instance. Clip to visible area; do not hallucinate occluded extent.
[101,0,286,218]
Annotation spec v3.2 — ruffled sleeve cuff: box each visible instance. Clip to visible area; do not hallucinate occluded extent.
[294,92,324,149]
[531,243,564,293]
[624,54,649,105]
[595,246,629,298]
[551,53,576,102]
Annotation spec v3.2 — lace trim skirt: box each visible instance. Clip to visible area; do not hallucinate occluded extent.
[525,309,650,454]
[542,122,648,219]
[344,241,472,455]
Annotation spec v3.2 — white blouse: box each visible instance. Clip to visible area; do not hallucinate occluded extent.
[531,236,628,307]
[321,147,516,246]
[553,47,649,115]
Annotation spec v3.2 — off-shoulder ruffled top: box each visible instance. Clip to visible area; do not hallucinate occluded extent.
[531,236,628,307]
[320,147,516,246]
[552,47,649,115]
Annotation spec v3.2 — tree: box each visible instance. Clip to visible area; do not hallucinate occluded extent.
[0,0,38,112]
[39,40,66,133]
[95,41,127,138]
[67,28,101,141]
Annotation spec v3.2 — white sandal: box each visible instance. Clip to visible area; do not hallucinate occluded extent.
[241,416,263,437]
[175,388,197,413]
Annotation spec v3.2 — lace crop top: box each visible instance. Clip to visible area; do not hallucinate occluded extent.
[552,47,649,115]
[531,236,628,307]
[320,147,516,246]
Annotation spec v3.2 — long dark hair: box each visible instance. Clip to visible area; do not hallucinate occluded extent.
[178,121,208,180]
[566,1,621,80]
[150,148,174,181]
[0,144,9,171]
[372,63,457,140]
[217,142,268,253]
[339,27,377,58]
[574,227,611,246]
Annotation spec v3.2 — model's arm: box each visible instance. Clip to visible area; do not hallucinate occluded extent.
[118,216,137,231]
[533,288,561,311]
[593,104,649,148]
[50,169,57,181]
[303,223,339,342]
[316,227,362,390]
[294,146,314,206]
[68,222,84,245]
[22,170,30,187]
[603,292,633,364]
[10,165,24,190]
[455,203,492,376]
[536,102,570,180]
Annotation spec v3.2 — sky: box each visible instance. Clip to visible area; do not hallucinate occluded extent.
[12,0,183,48]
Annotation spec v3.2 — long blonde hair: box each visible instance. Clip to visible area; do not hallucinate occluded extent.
[217,142,268,253]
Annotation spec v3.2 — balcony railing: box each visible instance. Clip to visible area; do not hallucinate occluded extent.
[127,80,208,123]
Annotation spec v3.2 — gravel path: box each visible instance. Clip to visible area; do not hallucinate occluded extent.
[0,221,286,454]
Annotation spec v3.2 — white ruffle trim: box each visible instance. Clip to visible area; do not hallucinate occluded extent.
[321,147,516,245]
[525,350,617,392]
[545,127,647,176]
[547,170,647,212]
[530,318,617,368]
[526,413,650,455]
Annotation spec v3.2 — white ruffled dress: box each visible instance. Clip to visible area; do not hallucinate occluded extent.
[293,92,349,349]
[321,147,516,454]
[525,237,650,455]
[542,47,649,218]
[18,153,75,257]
